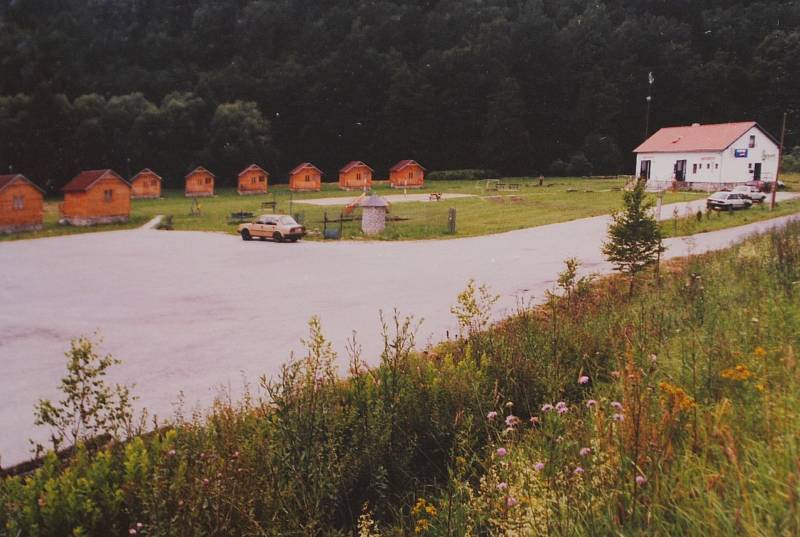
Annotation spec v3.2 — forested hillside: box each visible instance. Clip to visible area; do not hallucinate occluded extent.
[0,0,798,190]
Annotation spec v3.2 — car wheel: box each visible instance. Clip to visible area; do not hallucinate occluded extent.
[273,232,283,243]
[241,229,251,241]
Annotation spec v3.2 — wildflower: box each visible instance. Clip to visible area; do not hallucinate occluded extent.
[202,478,210,486]
[720,364,754,382]
[497,482,508,491]
[556,402,569,415]
[611,401,623,410]
[586,399,598,408]
[555,401,567,409]
[574,467,584,475]
[232,451,239,459]
[505,415,521,428]
[658,382,696,411]
[756,383,765,392]
[506,496,518,508]
[612,413,625,422]
[541,403,554,413]
[579,375,589,385]
[534,462,545,472]
[579,447,591,457]
[136,523,143,529]
[496,447,508,457]
[649,353,658,363]
[505,401,514,408]
[754,346,767,359]
[529,416,540,426]
[129,530,137,536]
[487,411,498,421]
[636,475,647,486]
[610,370,620,378]
[167,449,176,457]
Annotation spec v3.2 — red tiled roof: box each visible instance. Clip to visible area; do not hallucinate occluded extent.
[63,169,129,192]
[131,168,162,182]
[339,160,374,173]
[390,160,426,172]
[185,166,215,179]
[290,162,322,175]
[0,174,44,193]
[633,122,770,153]
[238,164,269,177]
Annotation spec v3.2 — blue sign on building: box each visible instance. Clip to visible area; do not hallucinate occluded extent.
[734,149,748,158]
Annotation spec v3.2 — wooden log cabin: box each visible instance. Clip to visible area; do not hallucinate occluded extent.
[185,166,215,197]
[389,160,426,188]
[237,164,269,195]
[60,169,131,226]
[130,168,162,199]
[338,161,373,190]
[289,162,322,192]
[0,174,44,233]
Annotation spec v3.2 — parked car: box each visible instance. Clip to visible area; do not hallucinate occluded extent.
[706,191,753,211]
[745,179,786,193]
[238,214,305,242]
[732,185,767,203]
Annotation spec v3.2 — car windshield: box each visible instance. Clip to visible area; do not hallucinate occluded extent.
[278,216,298,226]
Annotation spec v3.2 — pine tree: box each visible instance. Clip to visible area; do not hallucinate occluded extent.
[602,180,665,294]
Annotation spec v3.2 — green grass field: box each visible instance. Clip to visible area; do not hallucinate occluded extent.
[4,174,798,242]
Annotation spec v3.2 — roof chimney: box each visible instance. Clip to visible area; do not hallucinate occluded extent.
[692,123,701,127]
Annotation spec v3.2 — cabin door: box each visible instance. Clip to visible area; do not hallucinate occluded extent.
[753,163,762,180]
[639,160,651,180]
[674,160,687,181]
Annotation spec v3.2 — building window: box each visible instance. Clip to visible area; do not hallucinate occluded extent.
[152,179,158,187]
[707,163,710,169]
[104,189,113,202]
[749,135,756,148]
[692,163,698,174]
[12,195,24,210]
[205,177,212,185]
[715,163,719,169]
[305,175,310,182]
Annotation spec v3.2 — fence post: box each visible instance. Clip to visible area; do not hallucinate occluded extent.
[448,207,456,234]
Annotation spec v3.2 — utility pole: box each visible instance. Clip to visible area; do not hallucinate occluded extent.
[645,72,654,137]
[770,111,787,211]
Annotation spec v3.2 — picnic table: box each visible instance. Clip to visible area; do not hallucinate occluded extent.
[497,183,521,192]
[228,211,255,224]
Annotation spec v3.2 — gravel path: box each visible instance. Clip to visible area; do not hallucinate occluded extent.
[0,193,797,465]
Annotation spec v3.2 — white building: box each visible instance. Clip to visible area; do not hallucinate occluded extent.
[634,121,780,191]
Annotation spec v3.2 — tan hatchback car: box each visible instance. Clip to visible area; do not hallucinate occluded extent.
[238,214,305,242]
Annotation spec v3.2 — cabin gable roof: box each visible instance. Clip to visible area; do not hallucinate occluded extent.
[0,174,45,194]
[238,164,269,177]
[390,160,426,172]
[339,160,374,173]
[131,168,162,182]
[290,162,323,175]
[63,169,130,192]
[185,166,215,179]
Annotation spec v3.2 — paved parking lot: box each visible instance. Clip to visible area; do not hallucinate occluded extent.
[1,196,798,465]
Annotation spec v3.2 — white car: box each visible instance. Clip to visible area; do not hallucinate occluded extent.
[732,185,766,203]
[706,191,753,211]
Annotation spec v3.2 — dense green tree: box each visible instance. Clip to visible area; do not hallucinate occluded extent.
[206,100,274,184]
[481,77,532,176]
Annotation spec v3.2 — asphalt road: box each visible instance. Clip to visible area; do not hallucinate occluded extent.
[1,194,798,465]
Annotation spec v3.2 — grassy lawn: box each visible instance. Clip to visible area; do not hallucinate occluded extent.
[8,174,800,242]
[127,177,702,241]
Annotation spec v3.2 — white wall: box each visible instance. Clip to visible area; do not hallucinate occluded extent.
[720,126,779,183]
[635,125,780,187]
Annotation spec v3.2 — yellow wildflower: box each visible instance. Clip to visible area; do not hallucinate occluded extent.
[658,381,696,411]
[754,347,767,359]
[720,364,754,381]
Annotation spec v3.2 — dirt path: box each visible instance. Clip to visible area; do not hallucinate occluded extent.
[1,195,798,464]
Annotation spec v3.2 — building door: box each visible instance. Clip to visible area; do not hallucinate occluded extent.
[674,160,687,181]
[639,160,651,180]
[753,163,762,180]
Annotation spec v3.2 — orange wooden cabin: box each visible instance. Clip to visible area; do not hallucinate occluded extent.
[289,162,322,191]
[389,160,426,188]
[238,164,269,195]
[185,166,215,197]
[339,161,373,190]
[0,174,44,233]
[60,169,131,226]
[131,168,162,199]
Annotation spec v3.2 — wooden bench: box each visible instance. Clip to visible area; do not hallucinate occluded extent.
[228,211,255,224]
[261,201,277,211]
[497,183,521,192]
[429,192,442,201]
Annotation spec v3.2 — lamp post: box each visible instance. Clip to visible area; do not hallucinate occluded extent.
[645,72,654,138]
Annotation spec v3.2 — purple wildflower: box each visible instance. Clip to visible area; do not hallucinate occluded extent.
[534,462,545,472]
[505,415,521,428]
[541,403,554,413]
[636,475,647,486]
[586,399,598,408]
[497,482,508,491]
[612,413,625,422]
[496,447,508,457]
[529,416,540,426]
[579,447,591,457]
[506,496,518,508]
[574,467,584,475]
[611,401,623,410]
[487,411,498,421]
[579,375,590,385]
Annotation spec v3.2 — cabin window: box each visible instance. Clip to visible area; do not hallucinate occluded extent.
[305,175,310,182]
[356,172,362,181]
[749,135,756,148]
[259,176,265,182]
[151,179,158,186]
[251,177,258,184]
[103,189,113,202]
[12,195,24,210]
[408,171,413,179]
[205,177,212,185]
